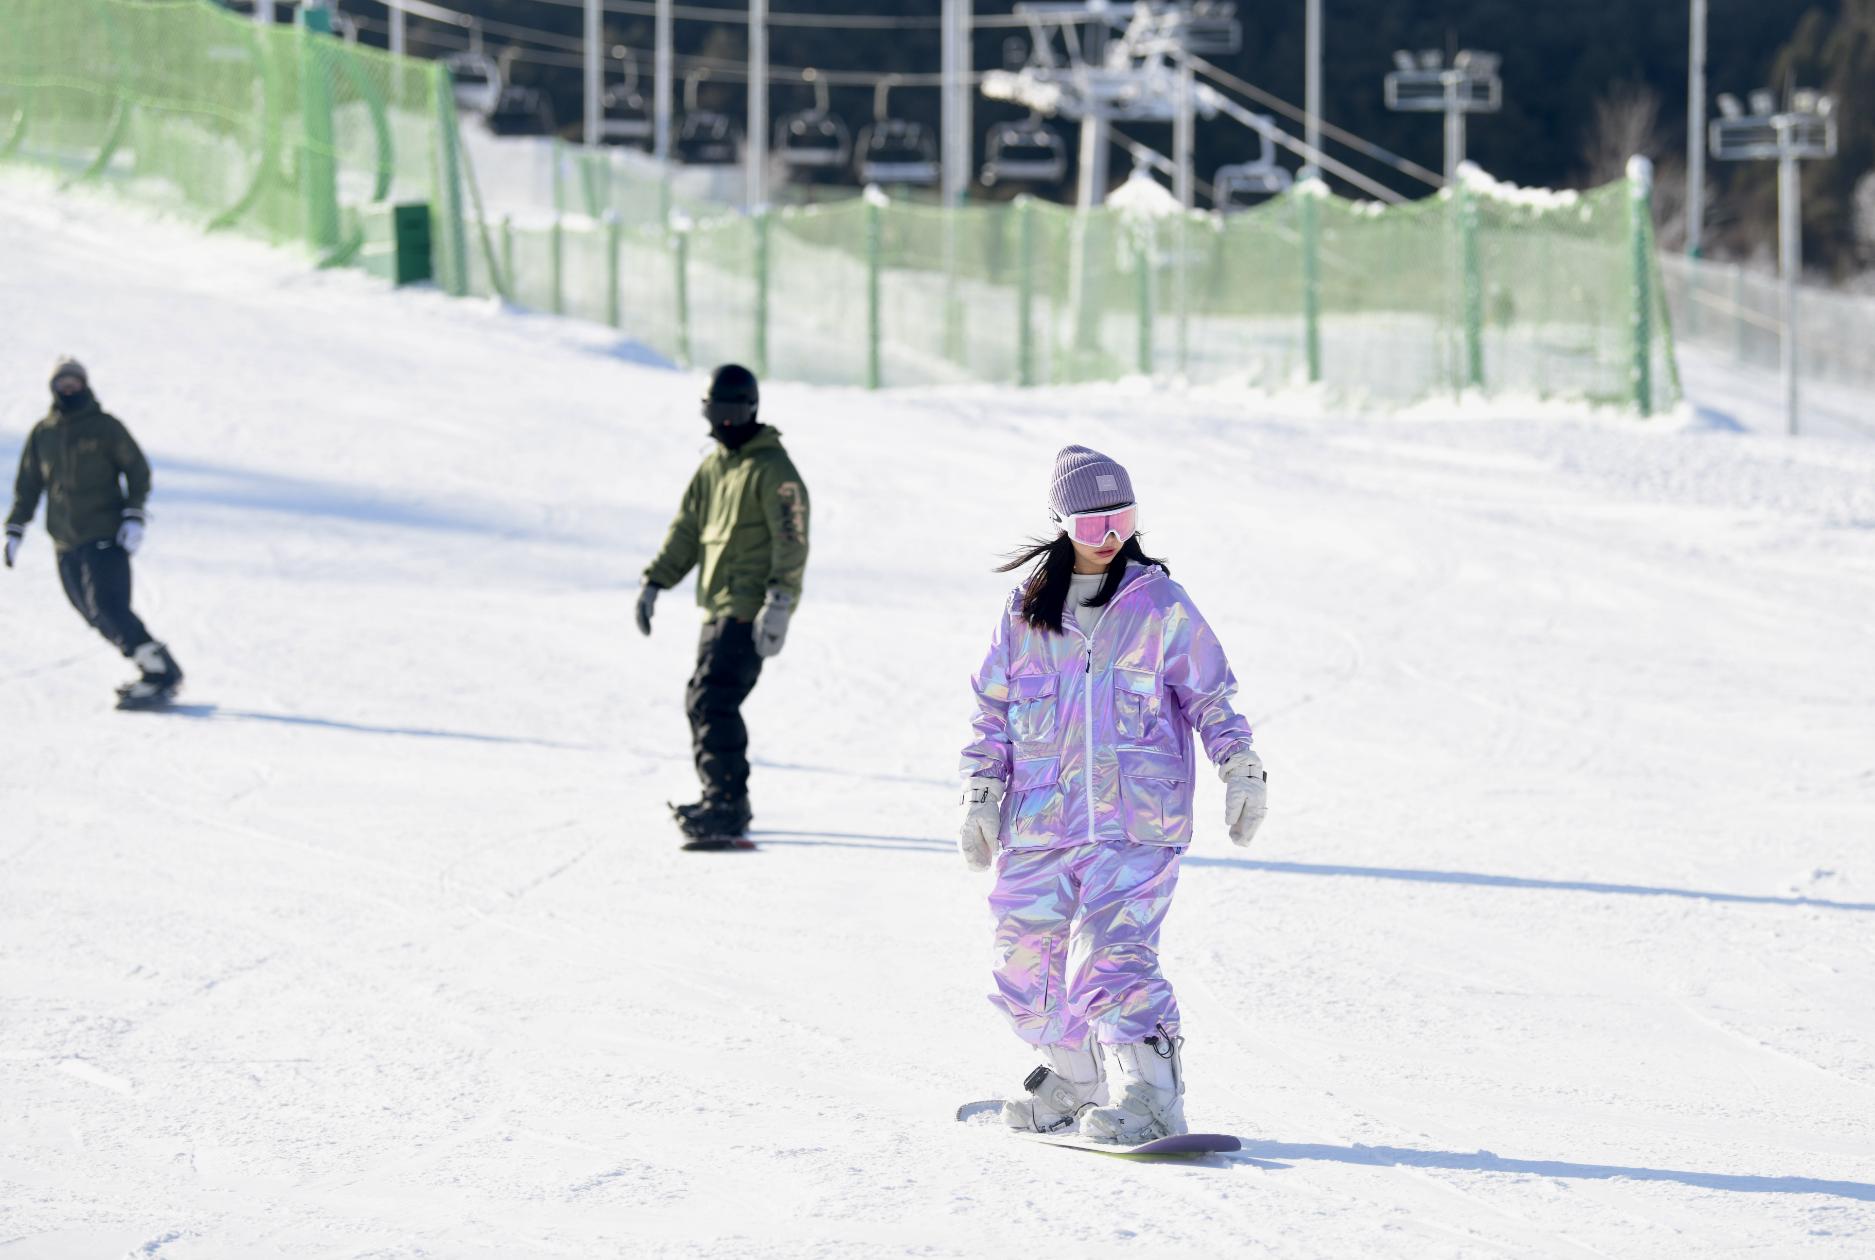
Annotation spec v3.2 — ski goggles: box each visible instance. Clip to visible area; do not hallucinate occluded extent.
[702,399,756,427]
[1056,503,1139,548]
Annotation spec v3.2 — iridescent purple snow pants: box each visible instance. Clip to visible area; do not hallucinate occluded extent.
[988,841,1183,1049]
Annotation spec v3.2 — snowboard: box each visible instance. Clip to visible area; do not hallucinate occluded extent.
[955,1099,1239,1157]
[115,687,180,712]
[669,800,756,852]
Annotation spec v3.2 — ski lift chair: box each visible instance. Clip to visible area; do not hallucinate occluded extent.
[980,114,1068,186]
[776,69,852,171]
[600,48,653,147]
[855,77,938,186]
[487,85,556,137]
[677,68,742,166]
[444,52,502,116]
[1212,161,1292,212]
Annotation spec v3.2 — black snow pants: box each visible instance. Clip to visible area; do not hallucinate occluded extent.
[57,541,153,657]
[686,618,764,806]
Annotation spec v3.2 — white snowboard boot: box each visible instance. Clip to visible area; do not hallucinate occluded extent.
[1078,1030,1186,1144]
[1003,1042,1107,1134]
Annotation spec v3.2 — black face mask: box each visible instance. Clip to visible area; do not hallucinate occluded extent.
[711,418,762,450]
[52,387,93,413]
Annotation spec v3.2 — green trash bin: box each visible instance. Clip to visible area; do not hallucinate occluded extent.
[362,202,434,286]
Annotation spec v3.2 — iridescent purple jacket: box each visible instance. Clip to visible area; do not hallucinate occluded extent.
[961,565,1254,850]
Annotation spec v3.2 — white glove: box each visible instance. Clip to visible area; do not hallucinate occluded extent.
[958,777,1005,871]
[3,526,20,569]
[635,582,659,636]
[753,588,795,658]
[1220,750,1267,848]
[117,518,144,556]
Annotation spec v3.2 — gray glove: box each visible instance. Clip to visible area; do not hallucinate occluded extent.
[753,588,795,658]
[1221,750,1268,847]
[635,582,660,636]
[3,526,20,569]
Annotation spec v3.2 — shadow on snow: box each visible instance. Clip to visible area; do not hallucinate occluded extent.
[1183,855,1875,913]
[1231,1138,1875,1202]
[148,703,585,750]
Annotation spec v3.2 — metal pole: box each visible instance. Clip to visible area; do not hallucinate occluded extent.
[389,2,406,56]
[255,0,275,24]
[1303,0,1321,179]
[1778,144,1800,436]
[1077,13,1110,209]
[1173,58,1194,210]
[584,0,602,148]
[1443,76,1464,181]
[747,0,767,208]
[654,0,674,164]
[942,0,971,209]
[1686,0,1707,257]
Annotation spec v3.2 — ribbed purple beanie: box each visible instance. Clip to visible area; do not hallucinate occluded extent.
[1049,445,1134,516]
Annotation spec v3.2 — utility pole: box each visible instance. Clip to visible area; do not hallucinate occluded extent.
[942,0,973,208]
[748,0,768,207]
[654,0,674,164]
[1075,5,1111,210]
[1304,0,1321,178]
[255,0,275,24]
[389,2,406,56]
[584,0,602,148]
[1687,0,1707,256]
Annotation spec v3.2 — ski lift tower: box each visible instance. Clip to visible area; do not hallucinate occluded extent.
[1711,87,1838,435]
[986,2,1233,211]
[1384,49,1501,181]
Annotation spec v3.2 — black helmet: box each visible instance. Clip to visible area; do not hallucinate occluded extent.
[702,363,759,428]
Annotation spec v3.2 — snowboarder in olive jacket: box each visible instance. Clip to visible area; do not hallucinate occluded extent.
[637,364,809,848]
[6,357,184,709]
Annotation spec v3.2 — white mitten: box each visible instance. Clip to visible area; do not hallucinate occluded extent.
[1220,750,1267,848]
[958,777,1005,871]
[3,525,21,569]
[117,518,145,555]
[753,588,795,658]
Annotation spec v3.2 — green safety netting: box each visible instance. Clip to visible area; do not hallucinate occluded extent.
[3,1,1676,411]
[1,0,462,287]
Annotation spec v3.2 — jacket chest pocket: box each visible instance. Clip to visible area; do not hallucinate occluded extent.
[1008,673,1061,744]
[1113,668,1162,741]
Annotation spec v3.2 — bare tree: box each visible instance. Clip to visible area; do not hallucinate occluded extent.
[1580,83,1663,187]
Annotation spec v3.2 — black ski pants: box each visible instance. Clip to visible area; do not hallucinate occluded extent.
[685,618,764,806]
[57,541,152,657]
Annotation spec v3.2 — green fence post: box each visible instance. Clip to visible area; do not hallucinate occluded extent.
[551,215,565,315]
[866,195,883,390]
[1460,176,1485,389]
[1300,183,1323,384]
[1628,156,1654,416]
[1016,196,1035,387]
[1134,222,1153,376]
[606,212,622,328]
[674,225,692,367]
[754,207,771,378]
[500,215,515,299]
[431,64,468,296]
[297,5,341,252]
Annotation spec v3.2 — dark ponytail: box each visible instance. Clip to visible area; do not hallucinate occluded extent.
[995,534,1169,634]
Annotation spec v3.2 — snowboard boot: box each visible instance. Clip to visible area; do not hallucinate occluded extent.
[1003,1041,1107,1134]
[677,796,754,850]
[1078,1028,1187,1145]
[117,641,183,709]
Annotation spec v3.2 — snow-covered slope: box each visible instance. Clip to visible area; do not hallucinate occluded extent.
[3,176,1873,1258]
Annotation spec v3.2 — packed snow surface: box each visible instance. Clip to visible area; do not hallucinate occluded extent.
[2,178,1874,1258]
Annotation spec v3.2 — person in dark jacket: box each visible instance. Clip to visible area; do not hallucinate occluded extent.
[6,357,184,708]
[637,364,810,849]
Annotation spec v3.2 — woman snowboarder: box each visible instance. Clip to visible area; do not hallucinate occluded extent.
[957,445,1267,1144]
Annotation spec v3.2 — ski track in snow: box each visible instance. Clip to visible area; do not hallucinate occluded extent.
[1,174,1873,1257]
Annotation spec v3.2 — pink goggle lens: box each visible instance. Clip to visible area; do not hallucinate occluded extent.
[1066,505,1138,547]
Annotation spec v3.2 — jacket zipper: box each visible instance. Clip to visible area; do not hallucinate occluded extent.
[1067,572,1154,848]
